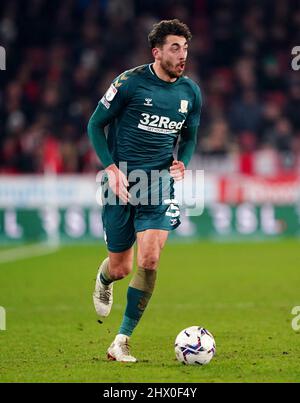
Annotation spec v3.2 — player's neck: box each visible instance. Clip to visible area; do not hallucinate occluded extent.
[152,62,177,83]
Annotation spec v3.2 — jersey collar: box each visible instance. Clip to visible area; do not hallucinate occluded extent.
[148,63,181,86]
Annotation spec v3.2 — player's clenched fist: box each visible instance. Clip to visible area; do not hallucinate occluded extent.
[170,160,185,181]
[105,164,131,203]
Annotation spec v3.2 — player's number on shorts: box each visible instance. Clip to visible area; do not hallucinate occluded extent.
[164,199,180,218]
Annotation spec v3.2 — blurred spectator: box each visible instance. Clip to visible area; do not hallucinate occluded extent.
[285,77,300,129]
[264,117,293,152]
[229,89,263,134]
[201,119,232,156]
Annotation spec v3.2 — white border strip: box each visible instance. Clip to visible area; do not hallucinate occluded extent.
[0,243,59,264]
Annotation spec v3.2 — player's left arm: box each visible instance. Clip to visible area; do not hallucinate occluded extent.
[171,85,202,181]
[170,127,198,181]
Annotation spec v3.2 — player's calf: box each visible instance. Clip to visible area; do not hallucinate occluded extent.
[107,267,156,362]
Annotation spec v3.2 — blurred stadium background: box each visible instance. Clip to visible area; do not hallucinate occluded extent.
[1,0,300,245]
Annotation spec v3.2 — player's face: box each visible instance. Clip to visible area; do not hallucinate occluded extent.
[156,35,188,79]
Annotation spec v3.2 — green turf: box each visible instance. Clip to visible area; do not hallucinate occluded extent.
[0,240,300,383]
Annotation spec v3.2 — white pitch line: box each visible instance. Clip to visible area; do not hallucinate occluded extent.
[0,243,60,264]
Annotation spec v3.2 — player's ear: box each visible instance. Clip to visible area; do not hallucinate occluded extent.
[152,47,161,60]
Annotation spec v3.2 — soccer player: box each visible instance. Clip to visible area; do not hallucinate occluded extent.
[87,19,202,362]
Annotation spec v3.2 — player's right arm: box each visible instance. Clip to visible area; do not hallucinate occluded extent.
[87,79,131,203]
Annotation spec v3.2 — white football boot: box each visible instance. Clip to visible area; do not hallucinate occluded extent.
[93,265,113,318]
[107,334,137,362]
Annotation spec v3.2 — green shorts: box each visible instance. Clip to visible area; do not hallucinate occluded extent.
[100,172,181,252]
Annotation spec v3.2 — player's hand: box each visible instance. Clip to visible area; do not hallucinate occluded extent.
[105,164,131,203]
[170,160,185,181]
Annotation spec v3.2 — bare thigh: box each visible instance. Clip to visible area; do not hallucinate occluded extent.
[136,229,169,270]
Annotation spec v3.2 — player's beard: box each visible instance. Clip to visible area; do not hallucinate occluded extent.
[161,58,185,79]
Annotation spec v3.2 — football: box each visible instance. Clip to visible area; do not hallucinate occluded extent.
[175,326,216,365]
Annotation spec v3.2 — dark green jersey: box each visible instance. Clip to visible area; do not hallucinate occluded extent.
[99,64,202,171]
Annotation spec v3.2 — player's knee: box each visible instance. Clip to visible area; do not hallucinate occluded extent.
[138,253,160,270]
[110,262,132,280]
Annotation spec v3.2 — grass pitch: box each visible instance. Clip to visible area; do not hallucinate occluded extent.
[0,240,300,383]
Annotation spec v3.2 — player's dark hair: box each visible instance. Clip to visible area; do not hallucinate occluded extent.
[148,19,192,49]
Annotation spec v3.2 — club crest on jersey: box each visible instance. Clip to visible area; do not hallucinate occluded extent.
[105,84,118,102]
[144,98,153,106]
[179,100,188,113]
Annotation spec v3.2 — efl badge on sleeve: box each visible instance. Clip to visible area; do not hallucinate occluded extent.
[105,84,118,102]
